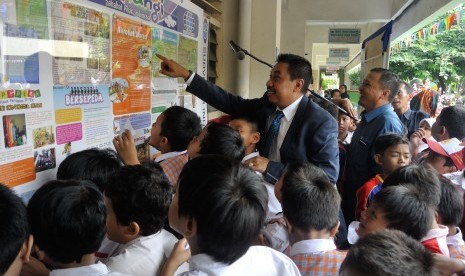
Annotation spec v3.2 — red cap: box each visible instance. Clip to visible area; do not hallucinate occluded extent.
[424,138,464,171]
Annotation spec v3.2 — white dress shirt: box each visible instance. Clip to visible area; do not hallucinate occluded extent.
[446,227,465,246]
[269,96,303,162]
[104,230,186,276]
[179,245,301,276]
[50,262,126,276]
[289,239,337,256]
[242,152,282,217]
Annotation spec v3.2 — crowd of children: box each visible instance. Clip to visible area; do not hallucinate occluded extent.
[3,72,465,276]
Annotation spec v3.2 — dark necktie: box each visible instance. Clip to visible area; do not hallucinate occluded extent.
[263,110,284,157]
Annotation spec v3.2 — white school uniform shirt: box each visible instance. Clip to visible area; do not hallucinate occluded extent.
[447,227,465,246]
[178,245,301,276]
[289,239,337,256]
[104,229,185,276]
[242,152,282,217]
[50,262,127,276]
[420,225,450,256]
[269,96,303,162]
[444,170,465,189]
[95,237,122,263]
[155,150,187,162]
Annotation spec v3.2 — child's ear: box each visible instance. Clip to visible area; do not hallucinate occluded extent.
[283,215,292,234]
[160,136,169,147]
[251,132,261,145]
[437,213,443,225]
[329,221,340,238]
[125,221,140,238]
[374,154,383,165]
[184,218,197,238]
[21,235,34,263]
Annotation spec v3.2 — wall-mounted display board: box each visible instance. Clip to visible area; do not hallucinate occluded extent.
[0,0,209,199]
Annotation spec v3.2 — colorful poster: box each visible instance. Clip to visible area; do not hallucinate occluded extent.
[152,28,178,77]
[0,85,51,188]
[14,0,49,39]
[178,35,198,71]
[88,0,199,38]
[111,16,152,116]
[53,84,113,157]
[4,54,40,84]
[50,2,111,85]
[113,113,152,162]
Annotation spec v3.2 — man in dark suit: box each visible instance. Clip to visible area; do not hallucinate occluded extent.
[157,53,339,185]
[157,53,348,247]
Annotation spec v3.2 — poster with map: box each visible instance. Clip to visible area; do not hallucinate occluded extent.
[178,35,198,72]
[151,28,178,77]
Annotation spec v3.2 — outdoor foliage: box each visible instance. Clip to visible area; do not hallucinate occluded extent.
[348,69,361,89]
[390,14,465,94]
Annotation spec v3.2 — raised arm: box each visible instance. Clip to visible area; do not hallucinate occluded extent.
[157,54,265,117]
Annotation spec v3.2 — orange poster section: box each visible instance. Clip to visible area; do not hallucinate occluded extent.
[111,16,152,116]
[0,158,36,187]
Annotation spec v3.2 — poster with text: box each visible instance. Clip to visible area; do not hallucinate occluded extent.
[178,35,198,72]
[0,86,52,189]
[112,16,152,116]
[152,27,178,77]
[51,2,111,85]
[15,0,49,39]
[53,84,113,166]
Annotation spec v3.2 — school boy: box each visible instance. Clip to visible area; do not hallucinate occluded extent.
[57,148,122,192]
[424,137,464,175]
[280,162,346,275]
[113,106,201,186]
[186,122,245,160]
[27,180,122,275]
[0,184,33,276]
[359,184,449,255]
[161,155,301,275]
[229,116,281,216]
[437,176,465,260]
[382,164,449,255]
[355,133,410,220]
[339,229,435,276]
[103,164,180,276]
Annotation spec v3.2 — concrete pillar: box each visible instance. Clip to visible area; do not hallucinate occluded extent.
[237,0,252,98]
[249,0,281,99]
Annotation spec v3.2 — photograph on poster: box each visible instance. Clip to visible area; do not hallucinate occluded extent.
[62,142,72,157]
[110,78,128,103]
[136,142,150,162]
[34,148,56,172]
[2,114,27,148]
[32,125,55,149]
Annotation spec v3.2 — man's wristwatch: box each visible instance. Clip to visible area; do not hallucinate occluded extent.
[184,70,193,82]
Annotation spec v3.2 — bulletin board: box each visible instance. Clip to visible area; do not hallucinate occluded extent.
[0,0,209,199]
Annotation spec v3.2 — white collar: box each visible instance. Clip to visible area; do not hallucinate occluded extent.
[289,239,336,256]
[421,225,449,242]
[112,231,161,256]
[278,96,303,122]
[446,227,464,246]
[155,150,186,163]
[242,151,259,162]
[188,253,227,271]
[50,262,110,275]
